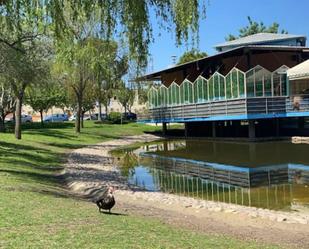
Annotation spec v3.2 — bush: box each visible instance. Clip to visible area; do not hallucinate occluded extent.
[108,112,122,124]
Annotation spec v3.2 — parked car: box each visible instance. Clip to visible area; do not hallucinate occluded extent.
[43,114,68,122]
[69,114,97,121]
[122,112,137,121]
[83,114,97,120]
[5,114,32,123]
[93,113,107,120]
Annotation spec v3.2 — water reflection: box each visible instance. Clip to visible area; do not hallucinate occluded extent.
[114,140,309,211]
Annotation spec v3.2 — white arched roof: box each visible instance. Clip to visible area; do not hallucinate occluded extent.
[287,60,309,80]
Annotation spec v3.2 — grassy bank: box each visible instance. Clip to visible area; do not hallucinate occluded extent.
[0,122,277,248]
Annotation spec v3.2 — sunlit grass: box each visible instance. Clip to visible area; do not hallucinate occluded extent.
[0,122,278,249]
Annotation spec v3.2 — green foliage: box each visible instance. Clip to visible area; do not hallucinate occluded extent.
[88,39,128,114]
[226,16,288,41]
[117,82,135,112]
[25,81,66,115]
[177,48,207,65]
[0,0,206,68]
[108,111,122,124]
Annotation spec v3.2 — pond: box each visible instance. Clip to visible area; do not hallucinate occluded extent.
[112,139,309,211]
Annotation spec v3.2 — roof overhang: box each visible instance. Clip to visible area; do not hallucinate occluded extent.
[287,59,309,80]
[135,45,309,82]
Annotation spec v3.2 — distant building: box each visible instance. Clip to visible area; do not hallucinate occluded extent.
[214,33,306,52]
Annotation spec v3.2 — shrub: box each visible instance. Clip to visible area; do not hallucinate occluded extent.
[108,112,122,124]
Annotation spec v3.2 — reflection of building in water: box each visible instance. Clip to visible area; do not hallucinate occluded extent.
[141,140,186,153]
[138,154,309,210]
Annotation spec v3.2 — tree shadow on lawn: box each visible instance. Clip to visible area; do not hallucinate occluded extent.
[25,129,76,140]
[0,169,60,186]
[0,147,64,171]
[0,141,50,153]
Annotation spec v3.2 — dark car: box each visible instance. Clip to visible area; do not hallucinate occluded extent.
[93,113,107,120]
[122,112,137,121]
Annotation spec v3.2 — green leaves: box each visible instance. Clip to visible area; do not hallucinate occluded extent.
[226,16,288,41]
[177,48,207,65]
[1,0,205,70]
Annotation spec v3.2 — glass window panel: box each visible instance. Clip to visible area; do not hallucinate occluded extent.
[246,70,254,97]
[194,79,199,103]
[219,75,225,100]
[264,75,272,96]
[170,83,180,105]
[175,84,180,104]
[239,71,245,97]
[254,67,264,97]
[214,75,220,100]
[157,88,161,106]
[226,74,232,99]
[209,77,214,101]
[184,82,188,103]
[168,85,172,106]
[198,79,203,102]
[281,74,287,96]
[148,90,152,108]
[232,70,238,98]
[180,83,184,104]
[204,79,209,101]
[273,73,281,96]
[187,81,193,103]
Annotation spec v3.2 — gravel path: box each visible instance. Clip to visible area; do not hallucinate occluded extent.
[63,134,309,249]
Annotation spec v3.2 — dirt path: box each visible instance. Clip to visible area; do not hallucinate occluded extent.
[63,134,309,249]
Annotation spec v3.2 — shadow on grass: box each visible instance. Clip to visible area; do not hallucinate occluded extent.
[0,141,50,153]
[0,169,60,186]
[25,129,75,140]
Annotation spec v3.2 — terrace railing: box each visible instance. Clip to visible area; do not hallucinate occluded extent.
[138,96,296,122]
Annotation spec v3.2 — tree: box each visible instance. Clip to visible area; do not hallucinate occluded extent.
[88,39,128,121]
[0,42,49,139]
[226,16,288,41]
[0,80,15,132]
[25,81,66,127]
[0,1,205,69]
[117,82,135,114]
[177,49,207,65]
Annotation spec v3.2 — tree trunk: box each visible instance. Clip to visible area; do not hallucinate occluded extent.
[0,116,4,133]
[15,96,22,139]
[105,105,108,119]
[75,95,82,134]
[98,101,102,121]
[81,111,84,128]
[40,110,44,127]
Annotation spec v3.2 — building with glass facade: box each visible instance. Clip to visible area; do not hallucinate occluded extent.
[138,36,309,139]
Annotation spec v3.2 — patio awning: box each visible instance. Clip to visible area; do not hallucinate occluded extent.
[287,59,309,80]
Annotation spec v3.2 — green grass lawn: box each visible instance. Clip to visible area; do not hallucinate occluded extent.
[0,122,278,249]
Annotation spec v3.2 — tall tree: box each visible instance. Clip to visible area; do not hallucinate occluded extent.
[177,49,207,65]
[87,39,128,120]
[226,16,288,41]
[0,80,15,132]
[0,42,49,139]
[25,81,65,127]
[117,82,135,114]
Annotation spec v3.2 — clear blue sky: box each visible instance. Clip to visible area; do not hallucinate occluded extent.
[147,0,309,72]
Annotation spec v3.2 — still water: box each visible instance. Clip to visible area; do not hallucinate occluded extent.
[112,140,309,211]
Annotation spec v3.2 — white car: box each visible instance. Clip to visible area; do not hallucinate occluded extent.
[5,114,32,123]
[69,114,96,121]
